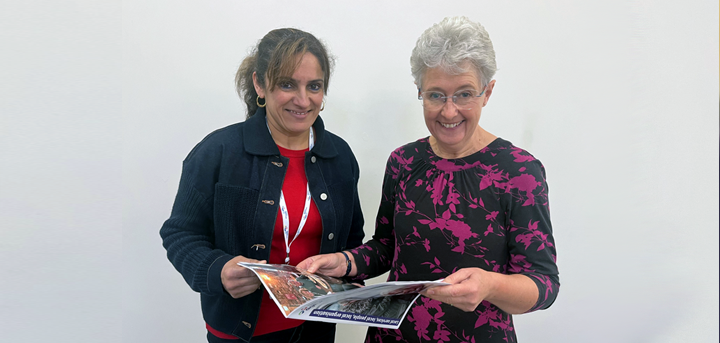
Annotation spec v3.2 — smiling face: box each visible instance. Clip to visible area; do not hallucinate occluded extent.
[254,52,324,149]
[421,64,495,158]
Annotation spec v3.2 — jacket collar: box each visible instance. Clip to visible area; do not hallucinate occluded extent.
[242,107,338,159]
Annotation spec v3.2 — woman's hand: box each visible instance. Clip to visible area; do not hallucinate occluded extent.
[297,252,350,278]
[422,268,495,312]
[221,255,266,299]
[422,268,538,314]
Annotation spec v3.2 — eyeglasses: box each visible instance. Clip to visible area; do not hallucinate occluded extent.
[418,88,486,110]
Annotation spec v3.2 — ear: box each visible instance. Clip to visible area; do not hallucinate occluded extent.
[481,80,496,107]
[252,72,266,98]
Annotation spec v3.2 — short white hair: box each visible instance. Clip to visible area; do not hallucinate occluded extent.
[411,16,497,89]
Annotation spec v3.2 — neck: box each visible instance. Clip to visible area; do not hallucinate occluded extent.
[430,127,496,159]
[271,130,311,150]
[266,119,314,150]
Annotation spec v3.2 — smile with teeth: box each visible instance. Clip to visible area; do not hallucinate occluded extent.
[440,121,462,128]
[288,109,310,115]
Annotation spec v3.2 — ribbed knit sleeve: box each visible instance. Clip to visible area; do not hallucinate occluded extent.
[160,142,233,296]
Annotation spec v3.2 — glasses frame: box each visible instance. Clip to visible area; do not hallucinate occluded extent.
[418,88,487,109]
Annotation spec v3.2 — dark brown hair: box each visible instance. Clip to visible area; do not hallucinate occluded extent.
[236,28,333,118]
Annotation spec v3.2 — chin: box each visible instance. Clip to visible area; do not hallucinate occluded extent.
[435,133,465,147]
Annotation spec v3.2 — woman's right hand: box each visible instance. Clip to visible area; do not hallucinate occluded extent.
[221,255,266,298]
[297,252,350,278]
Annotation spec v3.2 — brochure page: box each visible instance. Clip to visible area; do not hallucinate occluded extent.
[239,262,449,329]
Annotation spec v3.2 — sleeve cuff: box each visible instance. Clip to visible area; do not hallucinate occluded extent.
[206,254,235,296]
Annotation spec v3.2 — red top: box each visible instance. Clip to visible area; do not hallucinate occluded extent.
[253,145,322,336]
[206,145,324,339]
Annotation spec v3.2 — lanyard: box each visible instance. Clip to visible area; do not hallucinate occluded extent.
[267,120,314,264]
[279,183,312,264]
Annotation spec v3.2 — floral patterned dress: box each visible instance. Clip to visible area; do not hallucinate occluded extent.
[350,138,559,343]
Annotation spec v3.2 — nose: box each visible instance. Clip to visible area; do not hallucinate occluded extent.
[440,99,459,118]
[293,88,311,108]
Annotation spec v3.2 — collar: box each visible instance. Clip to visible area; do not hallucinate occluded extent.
[242,107,338,159]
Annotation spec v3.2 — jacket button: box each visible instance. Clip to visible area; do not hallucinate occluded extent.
[327,233,334,240]
[262,200,275,205]
[242,321,251,328]
[320,193,327,200]
[311,156,317,163]
[271,161,283,167]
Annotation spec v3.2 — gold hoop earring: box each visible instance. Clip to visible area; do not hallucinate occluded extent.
[256,96,266,108]
[320,101,325,112]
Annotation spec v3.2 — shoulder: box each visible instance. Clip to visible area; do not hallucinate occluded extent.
[378,139,428,181]
[386,138,427,166]
[322,130,354,156]
[184,122,244,163]
[320,130,360,174]
[486,138,546,178]
[314,129,362,181]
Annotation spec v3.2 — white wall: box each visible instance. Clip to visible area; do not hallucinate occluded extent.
[1,1,717,342]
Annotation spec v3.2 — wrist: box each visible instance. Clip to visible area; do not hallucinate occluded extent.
[211,254,235,296]
[339,251,352,277]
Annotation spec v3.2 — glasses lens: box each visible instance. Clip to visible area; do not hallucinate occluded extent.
[422,92,445,109]
[453,90,478,107]
[421,89,483,109]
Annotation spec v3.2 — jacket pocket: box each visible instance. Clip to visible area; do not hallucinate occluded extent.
[214,183,259,254]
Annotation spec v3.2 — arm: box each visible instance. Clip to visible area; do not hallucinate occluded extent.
[300,151,400,279]
[298,251,356,278]
[424,268,538,314]
[159,168,231,296]
[160,145,264,298]
[346,149,365,250]
[350,152,400,278]
[425,159,559,314]
[504,160,559,312]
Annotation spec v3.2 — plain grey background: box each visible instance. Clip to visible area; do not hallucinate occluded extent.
[1,1,717,342]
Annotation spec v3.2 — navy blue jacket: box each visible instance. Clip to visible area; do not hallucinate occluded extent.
[160,108,365,342]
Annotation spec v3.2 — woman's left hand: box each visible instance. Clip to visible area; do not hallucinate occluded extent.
[422,267,496,312]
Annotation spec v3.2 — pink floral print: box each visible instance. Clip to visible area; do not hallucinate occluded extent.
[351,138,559,342]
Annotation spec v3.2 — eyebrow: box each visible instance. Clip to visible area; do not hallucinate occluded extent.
[423,84,477,92]
[278,77,324,84]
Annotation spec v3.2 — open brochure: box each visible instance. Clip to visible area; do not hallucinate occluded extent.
[239,262,449,329]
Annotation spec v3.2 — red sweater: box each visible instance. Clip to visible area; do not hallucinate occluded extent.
[208,145,323,339]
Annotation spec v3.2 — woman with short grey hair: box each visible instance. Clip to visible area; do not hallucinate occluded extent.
[411,16,497,88]
[301,16,559,342]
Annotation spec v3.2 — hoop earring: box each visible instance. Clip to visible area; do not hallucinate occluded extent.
[320,101,325,112]
[256,96,266,108]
